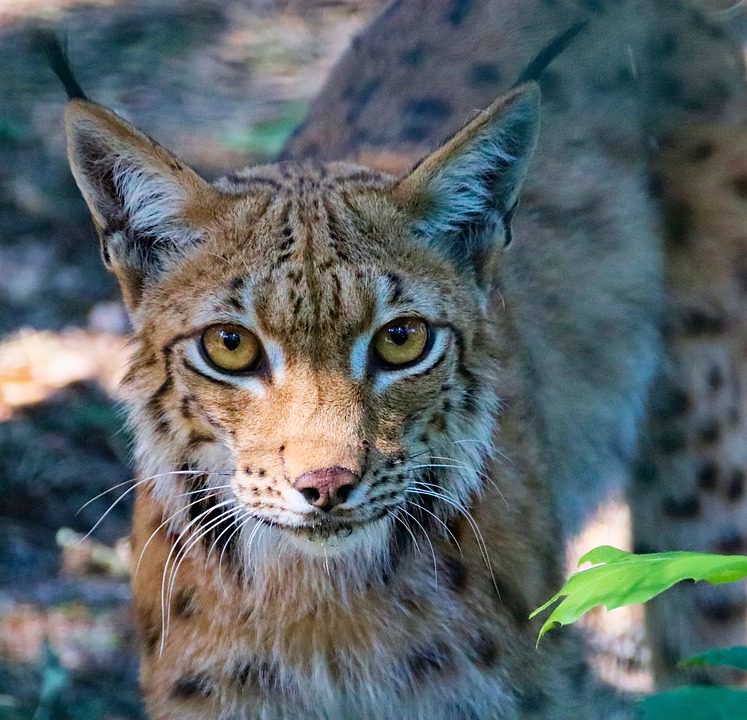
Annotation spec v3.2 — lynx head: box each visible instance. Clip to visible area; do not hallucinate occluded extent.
[64,84,539,583]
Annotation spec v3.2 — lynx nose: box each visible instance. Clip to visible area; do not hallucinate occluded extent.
[294,466,360,511]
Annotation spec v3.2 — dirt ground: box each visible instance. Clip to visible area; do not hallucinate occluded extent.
[1,0,744,718]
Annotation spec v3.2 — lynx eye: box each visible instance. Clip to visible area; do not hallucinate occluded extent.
[201,324,261,373]
[373,318,430,369]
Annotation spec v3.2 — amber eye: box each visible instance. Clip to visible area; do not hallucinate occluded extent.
[201,324,261,373]
[373,318,431,368]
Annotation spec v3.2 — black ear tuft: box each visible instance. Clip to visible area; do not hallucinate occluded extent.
[35,29,88,101]
[515,21,588,86]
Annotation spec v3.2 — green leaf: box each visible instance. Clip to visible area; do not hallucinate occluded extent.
[530,546,747,641]
[682,647,747,672]
[639,686,747,720]
[223,101,308,159]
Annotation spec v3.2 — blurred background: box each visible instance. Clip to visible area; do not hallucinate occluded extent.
[1,1,745,718]
[0,2,384,716]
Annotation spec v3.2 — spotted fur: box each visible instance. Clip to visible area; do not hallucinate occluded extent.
[59,0,747,717]
[286,0,747,690]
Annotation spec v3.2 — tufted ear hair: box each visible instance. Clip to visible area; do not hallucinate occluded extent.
[393,83,540,284]
[64,100,221,309]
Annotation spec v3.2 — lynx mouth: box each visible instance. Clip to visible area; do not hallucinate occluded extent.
[256,510,389,547]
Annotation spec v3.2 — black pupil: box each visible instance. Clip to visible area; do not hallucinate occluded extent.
[222,331,242,351]
[388,325,411,346]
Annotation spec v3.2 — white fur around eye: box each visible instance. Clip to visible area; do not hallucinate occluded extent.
[263,338,287,385]
[350,331,374,381]
[372,329,447,393]
[184,339,267,397]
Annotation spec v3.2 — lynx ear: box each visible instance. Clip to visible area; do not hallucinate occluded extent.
[65,100,217,308]
[393,84,540,281]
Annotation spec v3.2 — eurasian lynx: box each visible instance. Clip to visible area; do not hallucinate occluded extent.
[51,0,747,717]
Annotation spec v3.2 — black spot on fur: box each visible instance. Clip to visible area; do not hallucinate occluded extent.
[726,469,745,502]
[658,428,687,454]
[442,555,468,593]
[697,463,719,492]
[468,62,502,86]
[690,142,715,163]
[236,657,280,691]
[645,32,679,60]
[699,419,721,445]
[732,175,747,199]
[184,474,241,568]
[461,383,479,416]
[173,588,196,618]
[227,294,243,311]
[141,622,160,653]
[180,396,193,420]
[172,674,214,699]
[569,660,590,692]
[717,530,744,555]
[662,494,701,518]
[490,574,532,627]
[273,251,293,268]
[401,97,453,143]
[469,634,499,668]
[693,9,726,39]
[228,175,282,192]
[385,272,403,304]
[682,309,726,335]
[697,592,747,622]
[344,77,383,125]
[407,642,454,680]
[707,365,724,391]
[654,386,691,418]
[146,375,173,425]
[401,45,425,67]
[445,0,474,25]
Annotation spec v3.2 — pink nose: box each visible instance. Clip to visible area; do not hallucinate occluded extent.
[294,467,360,511]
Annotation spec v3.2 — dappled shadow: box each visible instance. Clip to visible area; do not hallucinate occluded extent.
[0,376,141,719]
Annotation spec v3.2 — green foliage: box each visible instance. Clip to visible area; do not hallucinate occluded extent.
[638,686,747,720]
[533,549,747,720]
[682,647,747,672]
[531,546,747,641]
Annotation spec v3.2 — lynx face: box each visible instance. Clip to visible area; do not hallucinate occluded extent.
[64,86,538,573]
